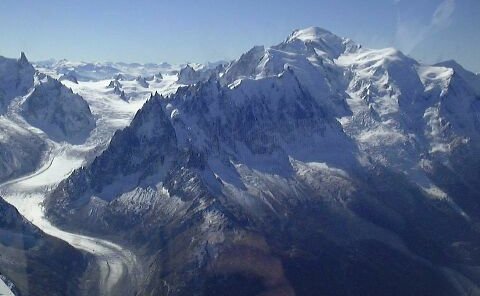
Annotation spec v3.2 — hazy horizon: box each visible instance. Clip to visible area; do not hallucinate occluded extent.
[1,0,479,72]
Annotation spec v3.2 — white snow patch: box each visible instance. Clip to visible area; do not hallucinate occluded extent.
[0,276,14,296]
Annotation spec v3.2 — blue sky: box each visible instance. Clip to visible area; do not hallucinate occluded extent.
[1,0,479,72]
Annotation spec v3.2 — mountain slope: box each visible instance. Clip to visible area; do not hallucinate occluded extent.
[46,27,480,295]
[0,197,93,296]
[0,116,46,183]
[20,76,95,143]
[0,53,35,113]
[0,53,97,183]
[0,54,46,183]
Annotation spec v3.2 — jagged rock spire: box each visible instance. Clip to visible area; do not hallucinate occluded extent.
[19,52,29,65]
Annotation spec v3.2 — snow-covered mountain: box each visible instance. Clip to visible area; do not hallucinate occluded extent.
[44,27,480,295]
[0,53,96,182]
[20,76,95,143]
[177,64,217,85]
[0,119,45,183]
[58,72,79,84]
[0,53,35,113]
[0,197,93,296]
[35,59,178,81]
[135,76,149,88]
[0,54,45,182]
[0,53,178,296]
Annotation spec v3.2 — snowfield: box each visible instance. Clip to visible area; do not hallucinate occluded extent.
[2,26,480,295]
[41,27,480,295]
[0,278,14,296]
[0,59,183,295]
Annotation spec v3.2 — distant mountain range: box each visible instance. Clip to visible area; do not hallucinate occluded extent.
[35,59,226,82]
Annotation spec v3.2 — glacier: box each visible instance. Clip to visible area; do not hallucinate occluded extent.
[1,27,480,295]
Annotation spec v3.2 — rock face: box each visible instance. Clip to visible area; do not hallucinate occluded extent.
[20,76,95,143]
[0,53,35,113]
[47,27,480,295]
[0,54,45,183]
[177,64,201,84]
[0,197,91,296]
[58,71,79,84]
[135,76,149,88]
[0,124,46,183]
[0,53,95,182]
[177,64,215,85]
[106,79,122,89]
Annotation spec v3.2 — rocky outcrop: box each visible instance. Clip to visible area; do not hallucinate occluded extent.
[46,28,480,295]
[0,197,93,296]
[20,76,95,143]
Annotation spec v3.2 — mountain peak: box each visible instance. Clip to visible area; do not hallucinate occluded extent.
[284,26,359,59]
[435,59,471,75]
[435,59,480,94]
[18,51,29,65]
[288,27,338,43]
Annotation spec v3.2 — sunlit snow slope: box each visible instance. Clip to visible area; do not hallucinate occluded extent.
[46,27,480,295]
[0,55,184,296]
